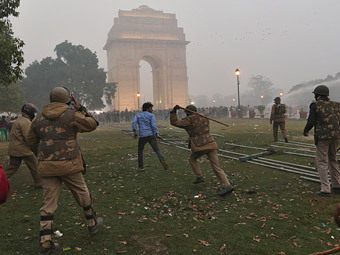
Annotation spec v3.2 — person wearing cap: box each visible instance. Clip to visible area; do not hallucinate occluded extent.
[303,85,340,197]
[5,104,42,188]
[132,102,168,170]
[27,87,103,254]
[270,97,288,143]
[170,104,234,196]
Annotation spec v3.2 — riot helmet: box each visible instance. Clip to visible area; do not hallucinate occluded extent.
[21,103,38,120]
[50,87,72,103]
[312,85,329,97]
[274,97,281,104]
[185,105,197,115]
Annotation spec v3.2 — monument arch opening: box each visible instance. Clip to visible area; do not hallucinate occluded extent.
[104,5,189,110]
[139,60,153,105]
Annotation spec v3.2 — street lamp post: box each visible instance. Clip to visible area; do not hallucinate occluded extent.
[137,92,141,110]
[235,68,241,118]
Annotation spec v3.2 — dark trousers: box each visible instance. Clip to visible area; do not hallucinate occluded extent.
[138,135,164,168]
[273,122,287,141]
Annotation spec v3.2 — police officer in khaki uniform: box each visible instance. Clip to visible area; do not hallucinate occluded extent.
[170,105,234,196]
[27,87,103,254]
[303,85,340,197]
[270,97,288,142]
[5,104,42,188]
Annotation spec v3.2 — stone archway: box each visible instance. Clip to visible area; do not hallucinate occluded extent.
[103,5,189,110]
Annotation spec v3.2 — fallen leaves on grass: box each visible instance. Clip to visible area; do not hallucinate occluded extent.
[198,240,212,246]
[253,236,261,242]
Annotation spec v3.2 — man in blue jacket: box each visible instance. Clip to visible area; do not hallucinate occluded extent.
[132,102,168,170]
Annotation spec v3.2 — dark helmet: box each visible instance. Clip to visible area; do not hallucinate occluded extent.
[185,104,197,114]
[313,85,329,96]
[21,103,38,120]
[274,97,281,103]
[50,87,71,103]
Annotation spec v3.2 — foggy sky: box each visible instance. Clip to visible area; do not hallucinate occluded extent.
[11,0,340,104]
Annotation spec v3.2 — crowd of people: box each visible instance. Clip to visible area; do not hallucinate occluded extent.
[93,105,259,123]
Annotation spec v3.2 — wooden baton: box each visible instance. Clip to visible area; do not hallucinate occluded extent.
[178,106,229,127]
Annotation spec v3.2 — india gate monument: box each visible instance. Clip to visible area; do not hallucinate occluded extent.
[103,5,189,111]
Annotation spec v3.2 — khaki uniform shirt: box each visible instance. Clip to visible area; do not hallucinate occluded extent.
[270,104,286,123]
[27,102,98,177]
[170,112,218,152]
[8,114,34,157]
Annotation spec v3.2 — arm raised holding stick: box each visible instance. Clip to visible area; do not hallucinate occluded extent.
[176,105,229,127]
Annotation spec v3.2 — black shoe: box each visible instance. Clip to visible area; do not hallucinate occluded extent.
[193,177,204,184]
[218,185,234,196]
[39,241,60,255]
[316,191,331,197]
[332,188,340,194]
[138,167,145,171]
[88,217,103,235]
[284,138,288,143]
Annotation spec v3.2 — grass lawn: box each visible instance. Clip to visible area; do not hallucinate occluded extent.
[0,118,339,255]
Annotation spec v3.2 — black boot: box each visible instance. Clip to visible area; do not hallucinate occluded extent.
[193,177,204,184]
[88,217,103,235]
[39,241,60,255]
[218,185,234,196]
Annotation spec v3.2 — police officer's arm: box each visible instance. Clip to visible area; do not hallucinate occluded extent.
[70,96,99,132]
[26,119,40,155]
[74,111,98,133]
[170,107,191,128]
[21,118,33,143]
[303,103,316,136]
[270,105,275,124]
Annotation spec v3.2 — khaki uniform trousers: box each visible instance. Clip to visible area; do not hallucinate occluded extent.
[316,139,340,193]
[189,149,230,187]
[5,155,42,186]
[39,171,96,243]
[273,122,287,141]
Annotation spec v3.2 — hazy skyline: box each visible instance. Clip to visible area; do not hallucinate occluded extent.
[11,0,340,104]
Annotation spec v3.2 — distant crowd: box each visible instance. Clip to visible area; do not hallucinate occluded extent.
[0,116,18,142]
[93,106,259,123]
[0,105,304,134]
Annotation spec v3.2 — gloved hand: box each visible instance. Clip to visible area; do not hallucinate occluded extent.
[170,105,180,113]
[173,105,180,111]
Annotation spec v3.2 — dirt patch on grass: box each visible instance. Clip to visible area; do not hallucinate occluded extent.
[131,235,168,254]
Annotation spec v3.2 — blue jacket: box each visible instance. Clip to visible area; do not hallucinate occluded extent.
[132,111,159,138]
